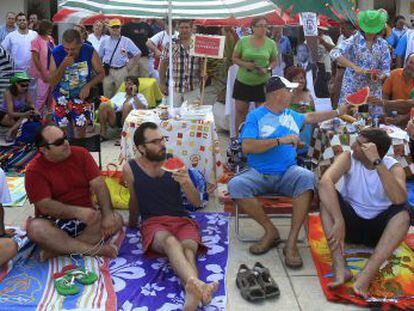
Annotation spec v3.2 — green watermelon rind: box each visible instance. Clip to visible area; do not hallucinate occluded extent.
[161,158,185,172]
[345,86,370,105]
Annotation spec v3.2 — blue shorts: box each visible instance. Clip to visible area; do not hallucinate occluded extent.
[228,165,315,199]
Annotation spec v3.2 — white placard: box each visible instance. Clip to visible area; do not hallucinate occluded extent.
[300,12,318,36]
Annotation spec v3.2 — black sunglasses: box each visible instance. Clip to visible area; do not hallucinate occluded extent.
[111,25,120,29]
[43,135,68,147]
[18,83,29,88]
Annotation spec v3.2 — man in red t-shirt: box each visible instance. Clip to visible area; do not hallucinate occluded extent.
[25,125,123,260]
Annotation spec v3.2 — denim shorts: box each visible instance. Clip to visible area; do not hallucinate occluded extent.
[228,165,315,199]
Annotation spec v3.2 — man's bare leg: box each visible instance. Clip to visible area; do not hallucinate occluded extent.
[0,238,18,266]
[284,191,312,263]
[235,198,280,253]
[27,218,118,260]
[320,202,352,288]
[151,232,217,311]
[181,239,218,305]
[353,210,410,298]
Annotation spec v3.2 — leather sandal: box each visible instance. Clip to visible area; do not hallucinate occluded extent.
[249,237,282,255]
[282,248,303,269]
[252,262,280,298]
[236,264,266,301]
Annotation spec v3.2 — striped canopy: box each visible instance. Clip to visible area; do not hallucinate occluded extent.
[58,0,279,20]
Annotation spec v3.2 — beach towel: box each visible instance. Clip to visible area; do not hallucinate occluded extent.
[110,212,229,311]
[309,213,414,310]
[0,229,125,311]
[4,176,27,207]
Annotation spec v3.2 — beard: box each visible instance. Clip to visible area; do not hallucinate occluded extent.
[145,147,167,162]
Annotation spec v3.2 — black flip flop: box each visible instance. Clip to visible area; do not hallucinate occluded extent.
[252,262,280,299]
[236,264,266,301]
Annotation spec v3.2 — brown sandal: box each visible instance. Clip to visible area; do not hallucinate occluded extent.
[249,237,282,255]
[236,264,266,301]
[282,248,303,269]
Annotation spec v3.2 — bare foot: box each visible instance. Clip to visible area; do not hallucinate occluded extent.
[327,268,352,289]
[201,281,219,305]
[183,277,203,311]
[39,249,58,262]
[353,277,370,299]
[96,244,118,258]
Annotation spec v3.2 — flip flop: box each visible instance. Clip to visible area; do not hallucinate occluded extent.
[282,248,303,269]
[236,264,266,302]
[249,237,282,255]
[252,262,280,298]
[61,264,98,285]
[53,271,80,296]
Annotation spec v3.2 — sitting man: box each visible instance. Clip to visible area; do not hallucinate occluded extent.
[123,122,217,311]
[319,128,411,297]
[25,124,123,260]
[228,76,350,267]
[99,75,148,141]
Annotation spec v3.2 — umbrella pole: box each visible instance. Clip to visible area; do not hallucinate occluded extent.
[168,0,174,108]
[200,57,208,105]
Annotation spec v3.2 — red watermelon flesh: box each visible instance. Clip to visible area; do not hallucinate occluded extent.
[345,87,370,105]
[161,157,185,172]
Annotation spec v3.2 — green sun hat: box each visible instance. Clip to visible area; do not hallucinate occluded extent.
[10,72,30,84]
[358,10,387,34]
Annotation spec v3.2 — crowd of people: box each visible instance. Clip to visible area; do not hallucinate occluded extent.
[0,7,413,309]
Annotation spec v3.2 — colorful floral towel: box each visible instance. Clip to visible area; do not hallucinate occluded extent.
[309,213,414,310]
[110,212,229,311]
[0,229,124,311]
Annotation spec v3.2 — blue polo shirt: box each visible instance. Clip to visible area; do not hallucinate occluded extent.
[241,106,306,175]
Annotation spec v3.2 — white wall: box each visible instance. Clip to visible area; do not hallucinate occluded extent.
[0,0,26,24]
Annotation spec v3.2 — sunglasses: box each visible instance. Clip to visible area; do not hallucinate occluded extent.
[18,83,29,88]
[43,135,68,147]
[143,136,168,145]
[111,25,120,29]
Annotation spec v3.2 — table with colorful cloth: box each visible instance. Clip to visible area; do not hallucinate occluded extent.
[119,108,224,184]
[117,78,163,108]
[308,125,414,178]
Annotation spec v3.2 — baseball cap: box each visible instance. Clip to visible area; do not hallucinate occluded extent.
[10,72,30,84]
[108,18,122,27]
[266,76,299,94]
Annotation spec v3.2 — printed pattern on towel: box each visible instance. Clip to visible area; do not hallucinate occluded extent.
[110,212,229,311]
[0,229,124,311]
[4,176,27,207]
[309,213,414,310]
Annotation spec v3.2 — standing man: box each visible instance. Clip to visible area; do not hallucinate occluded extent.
[87,20,108,52]
[0,12,16,43]
[49,29,105,138]
[1,12,37,72]
[270,26,292,76]
[99,19,141,99]
[228,76,350,267]
[159,20,203,107]
[28,13,39,32]
[122,18,153,78]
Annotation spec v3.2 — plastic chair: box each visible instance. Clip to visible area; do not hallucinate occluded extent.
[69,134,102,169]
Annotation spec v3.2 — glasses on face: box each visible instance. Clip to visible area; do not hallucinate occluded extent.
[18,83,29,88]
[43,135,68,147]
[254,24,268,28]
[144,136,168,145]
[111,26,120,29]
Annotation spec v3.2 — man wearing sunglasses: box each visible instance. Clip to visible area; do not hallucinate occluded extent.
[25,125,123,260]
[228,76,351,267]
[122,122,218,310]
[99,19,141,98]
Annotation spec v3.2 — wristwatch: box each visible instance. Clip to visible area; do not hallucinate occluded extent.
[373,159,382,166]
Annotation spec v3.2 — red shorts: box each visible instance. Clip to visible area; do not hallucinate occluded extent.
[141,216,206,257]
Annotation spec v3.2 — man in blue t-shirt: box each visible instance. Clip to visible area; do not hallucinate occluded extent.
[228,76,350,268]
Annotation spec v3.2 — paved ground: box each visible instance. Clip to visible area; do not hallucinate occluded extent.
[4,130,411,311]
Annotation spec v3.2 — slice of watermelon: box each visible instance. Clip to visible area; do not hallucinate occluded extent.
[345,87,370,106]
[161,157,185,173]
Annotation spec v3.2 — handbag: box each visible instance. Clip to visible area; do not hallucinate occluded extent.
[103,37,122,76]
[102,163,130,210]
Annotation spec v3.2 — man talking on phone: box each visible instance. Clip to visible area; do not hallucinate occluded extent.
[318,128,412,298]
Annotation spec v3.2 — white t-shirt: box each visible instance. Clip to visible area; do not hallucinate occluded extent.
[149,30,178,48]
[110,91,148,112]
[0,168,11,204]
[87,33,109,52]
[340,154,399,219]
[1,30,37,71]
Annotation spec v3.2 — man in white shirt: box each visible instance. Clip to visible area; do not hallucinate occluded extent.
[1,12,37,71]
[87,20,108,52]
[319,128,411,298]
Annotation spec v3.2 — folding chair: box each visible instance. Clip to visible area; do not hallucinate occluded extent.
[69,134,102,169]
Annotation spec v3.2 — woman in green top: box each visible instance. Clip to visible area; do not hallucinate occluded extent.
[232,16,278,136]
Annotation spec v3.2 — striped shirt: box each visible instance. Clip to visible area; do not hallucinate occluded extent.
[161,37,202,93]
[0,46,13,77]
